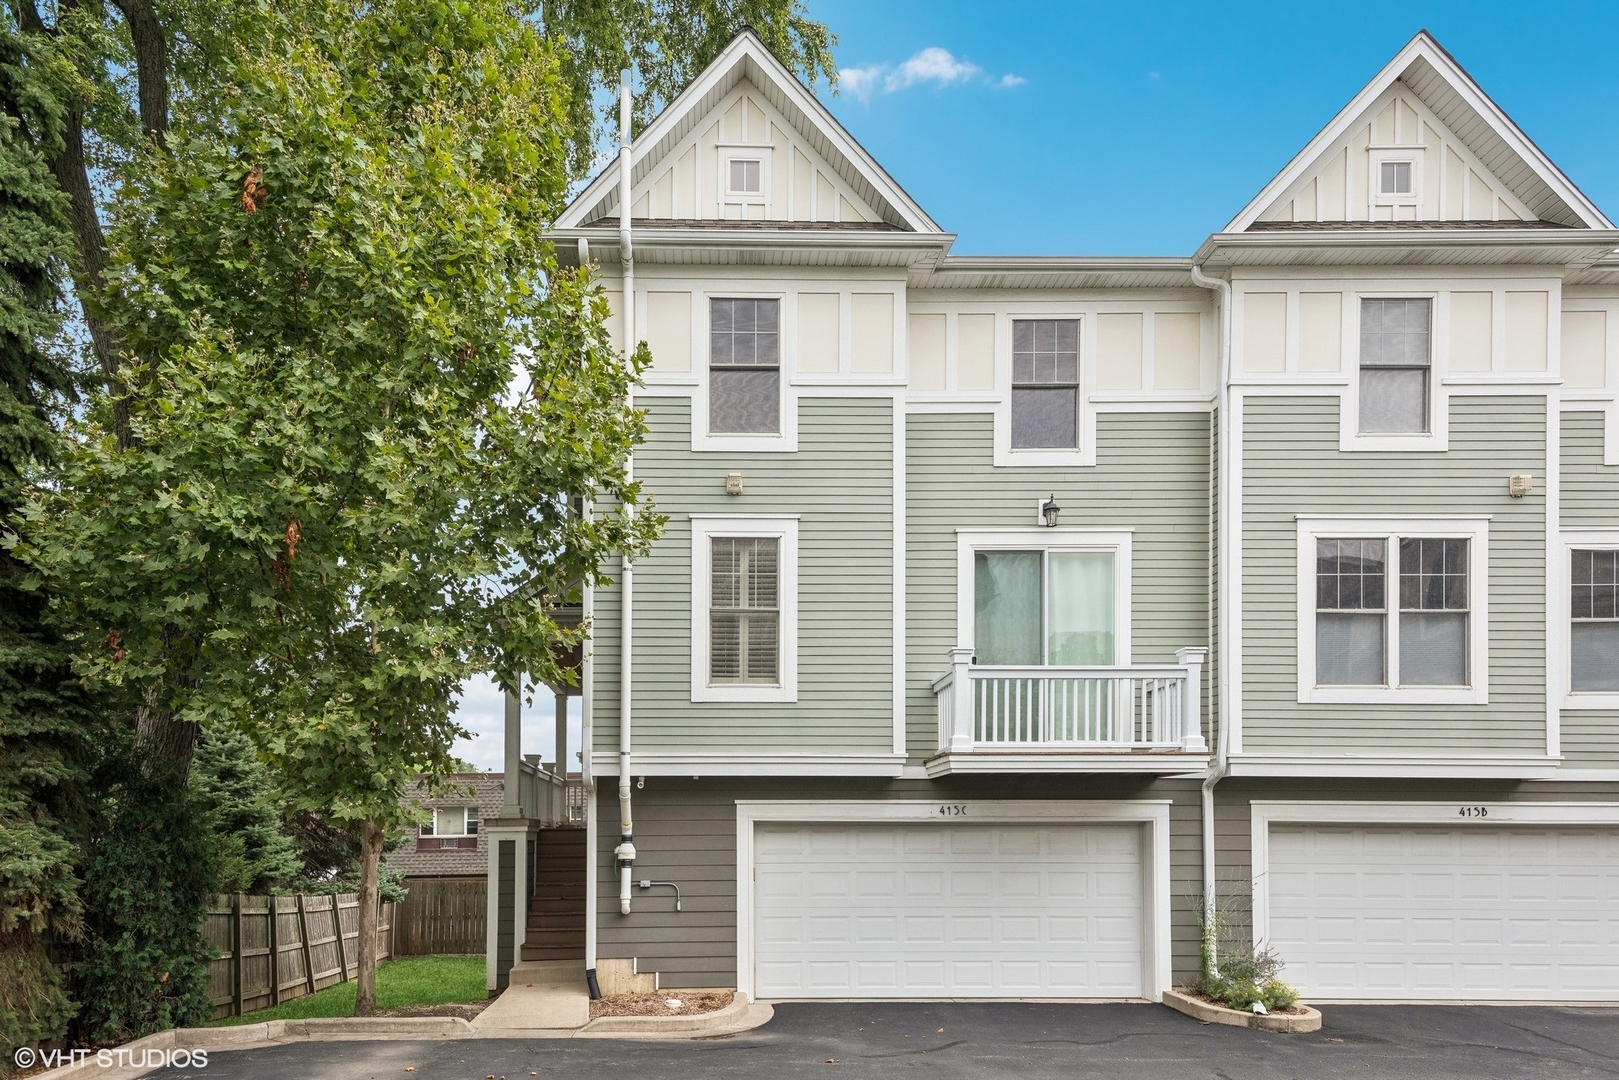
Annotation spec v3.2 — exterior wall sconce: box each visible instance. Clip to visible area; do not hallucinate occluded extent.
[725,471,744,496]
[1039,494,1061,527]
[1508,474,1532,498]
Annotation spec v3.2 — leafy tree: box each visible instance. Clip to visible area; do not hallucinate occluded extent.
[0,17,95,1059]
[191,725,301,894]
[8,0,834,780]
[20,0,662,1014]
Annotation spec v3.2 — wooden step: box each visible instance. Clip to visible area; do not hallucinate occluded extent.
[520,946,585,961]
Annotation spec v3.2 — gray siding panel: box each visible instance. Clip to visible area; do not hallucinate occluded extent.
[593,777,1208,989]
[1241,396,1548,754]
[906,412,1213,762]
[1561,411,1619,530]
[593,397,895,755]
[1558,411,1619,764]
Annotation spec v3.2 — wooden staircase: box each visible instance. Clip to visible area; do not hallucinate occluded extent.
[520,828,586,962]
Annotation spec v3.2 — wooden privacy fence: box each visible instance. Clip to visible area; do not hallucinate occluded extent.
[203,893,395,1020]
[393,877,486,956]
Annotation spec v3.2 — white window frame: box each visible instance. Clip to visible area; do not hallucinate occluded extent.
[719,146,770,207]
[1562,530,1619,710]
[423,805,478,837]
[993,312,1098,467]
[1369,147,1423,209]
[697,289,797,452]
[955,528,1133,662]
[1296,516,1489,704]
[1340,290,1451,453]
[691,515,799,702]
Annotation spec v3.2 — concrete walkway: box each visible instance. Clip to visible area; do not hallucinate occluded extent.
[468,960,590,1036]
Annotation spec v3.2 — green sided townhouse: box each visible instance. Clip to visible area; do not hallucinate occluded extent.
[481,29,1619,1005]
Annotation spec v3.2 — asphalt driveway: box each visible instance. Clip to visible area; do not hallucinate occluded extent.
[143,1001,1619,1080]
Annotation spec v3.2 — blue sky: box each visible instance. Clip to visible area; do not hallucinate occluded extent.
[805,0,1619,255]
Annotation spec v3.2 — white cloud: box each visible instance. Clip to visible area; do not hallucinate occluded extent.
[887,47,982,91]
[837,47,1024,102]
[840,64,886,101]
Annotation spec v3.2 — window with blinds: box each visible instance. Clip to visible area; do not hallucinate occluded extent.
[710,536,780,684]
[710,298,780,434]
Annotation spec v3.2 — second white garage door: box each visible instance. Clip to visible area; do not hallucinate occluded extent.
[753,822,1143,998]
[1268,824,1619,1000]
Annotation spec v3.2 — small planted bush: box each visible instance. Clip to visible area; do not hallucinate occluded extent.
[1193,893,1302,1012]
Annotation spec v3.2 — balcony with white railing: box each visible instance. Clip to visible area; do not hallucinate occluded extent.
[928,646,1209,775]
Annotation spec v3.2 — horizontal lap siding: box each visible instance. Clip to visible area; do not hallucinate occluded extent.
[593,397,894,755]
[594,776,1207,989]
[905,412,1213,762]
[1559,412,1619,764]
[1242,396,1547,754]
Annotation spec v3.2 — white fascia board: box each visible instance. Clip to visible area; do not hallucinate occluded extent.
[923,753,1210,778]
[1226,754,1562,779]
[592,752,907,777]
[556,31,941,233]
[1224,32,1614,233]
[1193,229,1619,268]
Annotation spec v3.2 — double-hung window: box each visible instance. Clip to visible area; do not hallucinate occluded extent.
[710,298,780,434]
[1011,319,1080,449]
[1303,520,1485,701]
[1359,298,1431,434]
[1571,548,1619,693]
[692,517,798,702]
[709,537,779,685]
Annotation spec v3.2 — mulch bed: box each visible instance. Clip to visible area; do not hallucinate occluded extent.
[589,990,734,1019]
[1175,987,1311,1016]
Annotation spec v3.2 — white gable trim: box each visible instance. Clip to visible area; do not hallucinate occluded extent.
[557,30,939,233]
[1226,31,1612,232]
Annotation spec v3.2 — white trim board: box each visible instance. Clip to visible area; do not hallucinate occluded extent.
[593,753,905,777]
[733,799,1173,1003]
[1226,754,1561,779]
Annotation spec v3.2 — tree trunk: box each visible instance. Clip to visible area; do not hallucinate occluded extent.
[352,819,384,1016]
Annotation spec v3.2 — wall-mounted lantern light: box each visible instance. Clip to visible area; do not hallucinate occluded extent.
[1039,494,1061,528]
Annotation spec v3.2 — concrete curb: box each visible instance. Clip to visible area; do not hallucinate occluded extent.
[578,999,774,1039]
[1162,989,1323,1033]
[31,1018,477,1079]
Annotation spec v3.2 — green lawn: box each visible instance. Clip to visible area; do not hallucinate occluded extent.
[213,955,486,1025]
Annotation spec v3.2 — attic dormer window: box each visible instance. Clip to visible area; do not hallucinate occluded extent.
[1379,160,1413,196]
[728,158,762,195]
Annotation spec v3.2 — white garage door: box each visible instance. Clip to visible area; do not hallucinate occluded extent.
[753,822,1143,998]
[1269,825,1619,1001]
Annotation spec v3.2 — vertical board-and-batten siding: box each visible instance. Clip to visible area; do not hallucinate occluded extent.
[906,412,1213,761]
[1242,396,1547,753]
[1559,411,1619,764]
[592,397,894,755]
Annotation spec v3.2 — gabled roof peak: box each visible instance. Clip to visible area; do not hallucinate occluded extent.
[1227,30,1612,232]
[556,28,941,234]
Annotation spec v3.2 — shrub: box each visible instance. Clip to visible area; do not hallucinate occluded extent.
[1192,891,1302,1012]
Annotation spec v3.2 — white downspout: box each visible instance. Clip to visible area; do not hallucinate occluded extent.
[613,71,637,918]
[1190,262,1233,967]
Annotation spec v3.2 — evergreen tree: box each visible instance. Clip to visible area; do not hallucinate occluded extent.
[192,725,301,894]
[0,16,94,1060]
